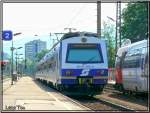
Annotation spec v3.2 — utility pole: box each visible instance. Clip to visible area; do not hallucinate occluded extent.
[49,33,52,47]
[11,32,22,85]
[97,1,101,38]
[64,28,76,33]
[119,2,121,48]
[49,33,57,46]
[11,40,14,85]
[116,1,121,54]
[15,51,18,75]
[15,52,23,79]
[52,39,56,45]
[17,57,23,79]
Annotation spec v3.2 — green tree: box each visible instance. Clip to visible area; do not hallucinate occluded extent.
[121,2,148,43]
[24,49,49,75]
[25,58,36,75]
[35,49,49,62]
[102,21,116,68]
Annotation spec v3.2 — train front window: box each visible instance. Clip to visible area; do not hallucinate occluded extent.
[66,44,103,63]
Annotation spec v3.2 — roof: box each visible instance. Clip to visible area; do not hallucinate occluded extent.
[60,32,98,40]
[117,39,148,56]
[49,32,99,51]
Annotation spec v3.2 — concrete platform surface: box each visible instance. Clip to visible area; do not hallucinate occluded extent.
[3,76,90,111]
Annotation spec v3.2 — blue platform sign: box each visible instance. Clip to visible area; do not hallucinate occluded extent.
[2,30,13,41]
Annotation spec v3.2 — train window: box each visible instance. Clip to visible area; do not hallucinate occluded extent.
[123,58,136,68]
[66,44,103,63]
[141,47,147,54]
[123,48,142,68]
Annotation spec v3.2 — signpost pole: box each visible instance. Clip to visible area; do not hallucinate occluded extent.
[11,40,14,85]
[2,30,13,85]
[3,31,22,85]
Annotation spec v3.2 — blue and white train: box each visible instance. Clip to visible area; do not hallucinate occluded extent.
[35,32,108,96]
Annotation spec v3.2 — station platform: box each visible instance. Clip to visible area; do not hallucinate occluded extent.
[3,76,89,111]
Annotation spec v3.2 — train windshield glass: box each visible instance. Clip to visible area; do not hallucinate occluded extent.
[66,44,103,63]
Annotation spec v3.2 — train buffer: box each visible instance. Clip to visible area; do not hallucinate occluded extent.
[3,76,90,111]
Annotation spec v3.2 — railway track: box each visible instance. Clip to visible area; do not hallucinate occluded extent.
[103,84,148,111]
[104,83,148,100]
[104,84,123,94]
[38,79,136,111]
[67,95,136,111]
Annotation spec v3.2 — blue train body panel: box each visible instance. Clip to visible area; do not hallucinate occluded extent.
[61,69,108,76]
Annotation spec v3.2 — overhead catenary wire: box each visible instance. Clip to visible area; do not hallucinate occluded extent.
[63,4,87,33]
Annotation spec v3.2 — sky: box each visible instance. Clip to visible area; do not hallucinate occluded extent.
[3,3,127,59]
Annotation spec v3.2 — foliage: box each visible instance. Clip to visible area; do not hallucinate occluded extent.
[121,2,148,43]
[35,49,49,62]
[24,49,49,75]
[24,58,37,75]
[102,21,116,68]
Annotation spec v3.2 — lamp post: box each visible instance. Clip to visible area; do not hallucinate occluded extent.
[15,52,23,80]
[17,57,23,79]
[11,32,22,85]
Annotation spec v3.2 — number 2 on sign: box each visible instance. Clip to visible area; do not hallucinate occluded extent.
[5,33,10,39]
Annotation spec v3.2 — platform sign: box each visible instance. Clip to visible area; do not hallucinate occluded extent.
[2,30,13,41]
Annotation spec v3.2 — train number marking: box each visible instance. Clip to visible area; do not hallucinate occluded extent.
[80,69,90,76]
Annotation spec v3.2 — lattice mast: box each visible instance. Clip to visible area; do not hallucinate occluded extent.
[116,1,121,53]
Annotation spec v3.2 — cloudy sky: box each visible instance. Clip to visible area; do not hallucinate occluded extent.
[3,3,127,58]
